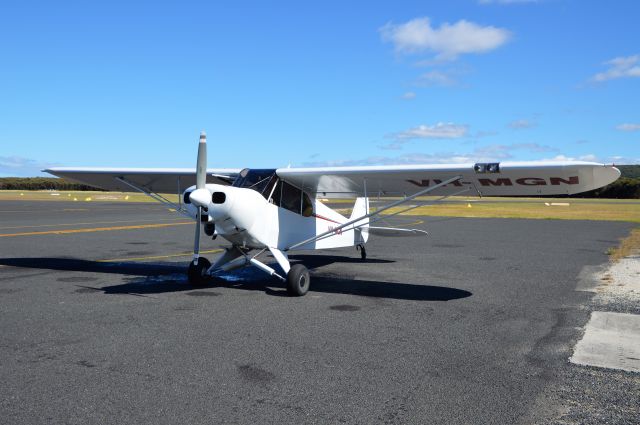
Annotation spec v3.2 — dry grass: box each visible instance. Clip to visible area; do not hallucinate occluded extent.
[0,190,177,203]
[608,228,640,261]
[2,190,639,223]
[383,201,640,223]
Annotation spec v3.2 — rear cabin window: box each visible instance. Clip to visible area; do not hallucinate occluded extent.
[271,180,313,217]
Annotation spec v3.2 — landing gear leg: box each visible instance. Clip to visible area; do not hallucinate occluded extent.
[357,244,367,261]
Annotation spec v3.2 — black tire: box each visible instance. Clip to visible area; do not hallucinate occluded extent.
[188,257,212,286]
[286,264,310,296]
[360,245,367,261]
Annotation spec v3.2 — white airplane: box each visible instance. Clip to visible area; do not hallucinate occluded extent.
[46,132,620,296]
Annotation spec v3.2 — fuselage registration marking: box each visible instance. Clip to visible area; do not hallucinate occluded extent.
[407,176,580,188]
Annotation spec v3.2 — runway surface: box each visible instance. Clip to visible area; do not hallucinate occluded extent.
[0,200,636,424]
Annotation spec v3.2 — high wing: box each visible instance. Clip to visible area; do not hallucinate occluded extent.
[44,167,242,193]
[45,161,620,198]
[276,161,620,197]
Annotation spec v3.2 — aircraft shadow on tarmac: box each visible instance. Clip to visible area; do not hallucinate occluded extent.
[0,256,472,302]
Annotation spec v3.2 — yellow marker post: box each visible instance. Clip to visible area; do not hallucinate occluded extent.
[85,197,92,202]
[467,203,472,208]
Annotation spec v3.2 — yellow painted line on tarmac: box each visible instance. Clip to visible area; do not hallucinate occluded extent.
[98,249,224,263]
[0,217,186,231]
[0,221,193,238]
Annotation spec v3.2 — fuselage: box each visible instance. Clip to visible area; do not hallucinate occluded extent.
[183,169,368,251]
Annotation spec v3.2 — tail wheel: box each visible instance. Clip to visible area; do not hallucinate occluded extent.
[358,244,367,261]
[188,257,212,286]
[286,264,310,296]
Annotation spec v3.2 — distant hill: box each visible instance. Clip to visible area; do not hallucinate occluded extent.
[618,164,640,179]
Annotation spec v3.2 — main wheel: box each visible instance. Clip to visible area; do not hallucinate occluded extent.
[188,257,212,286]
[286,264,310,296]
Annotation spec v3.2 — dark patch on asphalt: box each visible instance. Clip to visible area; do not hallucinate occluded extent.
[432,244,464,248]
[31,353,57,363]
[330,304,361,311]
[126,242,149,245]
[57,276,99,283]
[0,288,22,294]
[596,239,618,244]
[126,251,153,256]
[479,256,497,261]
[174,305,197,311]
[75,286,102,294]
[576,248,601,253]
[186,291,221,297]
[76,360,96,368]
[237,364,275,383]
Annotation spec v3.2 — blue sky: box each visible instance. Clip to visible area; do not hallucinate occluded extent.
[1,0,638,176]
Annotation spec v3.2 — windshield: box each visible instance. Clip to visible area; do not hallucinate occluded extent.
[232,168,278,199]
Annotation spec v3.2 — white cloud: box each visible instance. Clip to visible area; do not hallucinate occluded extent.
[305,143,558,167]
[0,156,56,177]
[416,70,457,86]
[473,130,498,138]
[591,55,640,82]
[401,91,416,100]
[380,17,511,61]
[508,119,536,129]
[392,122,469,140]
[609,155,640,164]
[616,123,640,132]
[544,154,599,162]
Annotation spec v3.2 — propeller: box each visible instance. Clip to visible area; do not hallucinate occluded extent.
[189,131,209,265]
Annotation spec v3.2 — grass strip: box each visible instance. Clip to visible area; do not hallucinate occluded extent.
[608,228,640,261]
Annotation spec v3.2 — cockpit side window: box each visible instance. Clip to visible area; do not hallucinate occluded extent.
[232,168,278,200]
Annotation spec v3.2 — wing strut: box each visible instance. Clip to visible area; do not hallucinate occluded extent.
[115,176,190,217]
[285,175,464,251]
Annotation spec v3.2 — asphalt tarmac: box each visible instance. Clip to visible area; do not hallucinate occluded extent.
[0,201,637,424]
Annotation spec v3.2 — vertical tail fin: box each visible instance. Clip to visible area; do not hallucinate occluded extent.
[350,197,369,244]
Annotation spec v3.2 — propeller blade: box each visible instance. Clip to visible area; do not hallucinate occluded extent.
[193,131,206,264]
[196,131,207,189]
[194,206,202,264]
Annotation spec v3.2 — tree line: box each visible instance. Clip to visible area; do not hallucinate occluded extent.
[0,177,105,192]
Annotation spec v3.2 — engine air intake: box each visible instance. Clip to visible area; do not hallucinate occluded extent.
[212,192,226,204]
